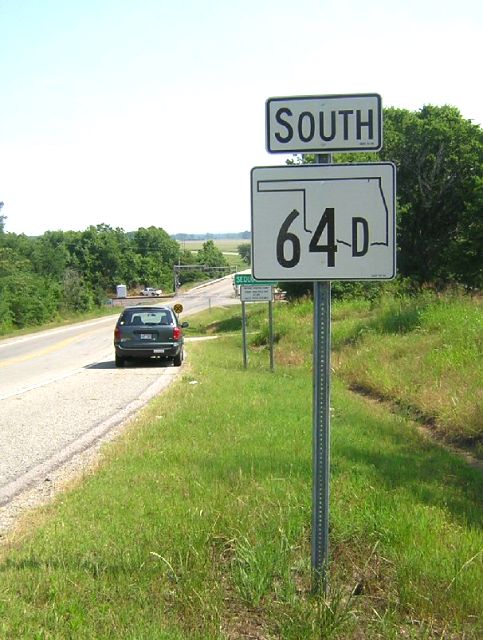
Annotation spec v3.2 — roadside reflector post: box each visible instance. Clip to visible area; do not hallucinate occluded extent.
[241,300,248,369]
[268,297,274,371]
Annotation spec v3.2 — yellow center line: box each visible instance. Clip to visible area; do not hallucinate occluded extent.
[0,327,107,369]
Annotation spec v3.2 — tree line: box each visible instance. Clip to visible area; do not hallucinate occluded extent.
[1,104,481,332]
[0,223,227,333]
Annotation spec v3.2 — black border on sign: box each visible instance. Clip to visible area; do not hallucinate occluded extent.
[265,93,383,153]
[250,162,396,282]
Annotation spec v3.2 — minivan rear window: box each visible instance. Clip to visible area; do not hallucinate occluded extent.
[120,310,173,326]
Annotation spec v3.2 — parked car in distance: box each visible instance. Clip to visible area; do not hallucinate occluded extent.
[113,306,188,367]
[141,287,162,297]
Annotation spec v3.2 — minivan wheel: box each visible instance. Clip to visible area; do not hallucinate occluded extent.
[173,350,183,367]
[115,354,125,368]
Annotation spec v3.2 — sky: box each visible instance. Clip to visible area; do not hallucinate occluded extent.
[0,0,482,237]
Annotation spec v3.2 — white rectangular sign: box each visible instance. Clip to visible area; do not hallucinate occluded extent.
[266,94,382,153]
[251,163,396,281]
[240,285,273,302]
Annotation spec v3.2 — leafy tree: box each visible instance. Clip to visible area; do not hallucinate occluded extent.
[196,240,228,279]
[133,226,180,264]
[379,106,483,288]
[79,225,130,291]
[133,226,181,290]
[31,231,70,279]
[175,249,205,286]
[0,247,31,277]
[62,268,94,312]
[0,231,34,262]
[237,242,251,265]
[446,175,483,288]
[0,201,5,233]
[0,272,61,328]
[0,284,14,333]
[62,224,137,293]
[0,227,62,328]
[299,105,483,290]
[197,240,227,268]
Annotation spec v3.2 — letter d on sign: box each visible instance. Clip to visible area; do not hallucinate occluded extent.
[352,217,369,257]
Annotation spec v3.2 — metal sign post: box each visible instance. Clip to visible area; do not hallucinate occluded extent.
[312,153,332,594]
[257,92,394,596]
[312,279,331,592]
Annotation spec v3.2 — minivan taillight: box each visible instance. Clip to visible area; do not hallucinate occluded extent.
[173,326,182,340]
[114,327,121,341]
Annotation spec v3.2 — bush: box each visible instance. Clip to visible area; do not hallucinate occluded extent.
[0,273,61,328]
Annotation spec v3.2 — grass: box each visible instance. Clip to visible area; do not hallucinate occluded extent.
[223,253,243,269]
[179,239,244,269]
[331,292,482,453]
[0,293,482,638]
[191,291,482,453]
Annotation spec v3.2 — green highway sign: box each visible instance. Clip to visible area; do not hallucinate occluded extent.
[234,274,277,286]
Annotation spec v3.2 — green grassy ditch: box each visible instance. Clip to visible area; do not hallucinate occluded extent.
[0,293,481,638]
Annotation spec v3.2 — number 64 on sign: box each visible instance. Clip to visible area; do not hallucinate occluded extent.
[251,163,396,281]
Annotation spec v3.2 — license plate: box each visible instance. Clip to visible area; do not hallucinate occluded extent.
[139,333,153,340]
[153,348,165,353]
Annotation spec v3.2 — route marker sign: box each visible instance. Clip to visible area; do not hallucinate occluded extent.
[251,162,396,281]
[258,91,395,594]
[266,93,382,153]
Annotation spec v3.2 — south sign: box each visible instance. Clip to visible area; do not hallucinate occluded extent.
[266,94,382,153]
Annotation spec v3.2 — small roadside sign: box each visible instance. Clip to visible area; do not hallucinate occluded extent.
[240,285,273,302]
[234,273,277,286]
[266,93,382,153]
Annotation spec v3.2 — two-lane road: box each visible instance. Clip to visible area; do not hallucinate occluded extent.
[0,276,239,516]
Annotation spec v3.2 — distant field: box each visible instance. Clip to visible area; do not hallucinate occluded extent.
[180,238,247,268]
[179,239,247,253]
